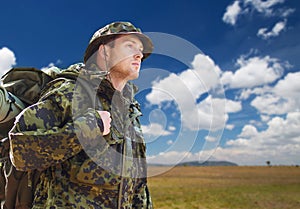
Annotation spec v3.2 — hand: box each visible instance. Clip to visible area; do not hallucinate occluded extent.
[97,111,111,135]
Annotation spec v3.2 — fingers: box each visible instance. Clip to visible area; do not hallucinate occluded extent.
[97,111,111,135]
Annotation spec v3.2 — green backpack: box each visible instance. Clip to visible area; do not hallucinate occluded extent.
[0,67,58,209]
[0,65,98,209]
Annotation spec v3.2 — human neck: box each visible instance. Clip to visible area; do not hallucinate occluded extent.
[107,73,128,92]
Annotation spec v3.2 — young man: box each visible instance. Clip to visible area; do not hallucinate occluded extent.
[9,21,153,208]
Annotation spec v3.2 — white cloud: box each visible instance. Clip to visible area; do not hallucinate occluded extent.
[147,84,300,166]
[222,0,242,25]
[226,138,251,147]
[188,96,241,131]
[168,125,176,131]
[238,86,272,100]
[147,111,300,166]
[244,0,285,16]
[222,0,287,26]
[233,70,298,116]
[146,53,231,131]
[225,124,235,130]
[238,88,253,100]
[221,55,285,89]
[0,47,16,78]
[205,135,217,142]
[147,151,191,165]
[166,140,173,145]
[212,144,300,165]
[223,111,300,165]
[266,113,300,140]
[257,19,287,39]
[273,72,300,98]
[238,124,258,138]
[141,123,173,138]
[224,98,243,113]
[147,151,215,165]
[223,0,294,39]
[146,54,222,106]
[250,72,300,115]
[261,114,271,122]
[280,8,295,18]
[251,93,295,115]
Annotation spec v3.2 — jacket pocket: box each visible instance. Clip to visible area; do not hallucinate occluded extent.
[70,158,122,191]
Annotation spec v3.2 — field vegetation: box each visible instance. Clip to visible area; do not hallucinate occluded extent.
[147,166,300,209]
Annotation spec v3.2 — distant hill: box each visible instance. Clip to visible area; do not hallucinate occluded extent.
[177,160,238,167]
[148,160,238,167]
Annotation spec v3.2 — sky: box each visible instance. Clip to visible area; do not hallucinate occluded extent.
[0,0,299,166]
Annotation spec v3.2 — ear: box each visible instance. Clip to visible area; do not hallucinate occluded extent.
[98,44,109,59]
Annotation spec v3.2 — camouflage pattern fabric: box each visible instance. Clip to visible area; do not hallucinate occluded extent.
[9,63,153,209]
[84,21,153,63]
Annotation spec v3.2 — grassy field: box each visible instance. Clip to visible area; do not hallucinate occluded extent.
[147,166,300,209]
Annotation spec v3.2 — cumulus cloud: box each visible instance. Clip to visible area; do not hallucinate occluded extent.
[222,111,300,165]
[145,52,298,166]
[223,0,294,39]
[238,124,258,138]
[147,151,216,165]
[0,47,16,78]
[189,96,241,131]
[250,72,300,115]
[222,1,242,25]
[244,0,285,16]
[251,94,294,115]
[147,105,300,166]
[225,124,235,130]
[273,72,300,98]
[146,1,297,166]
[141,123,173,137]
[148,112,300,166]
[221,55,286,89]
[238,86,272,100]
[205,135,218,142]
[223,0,288,25]
[239,72,300,115]
[147,151,192,165]
[168,125,176,131]
[40,60,62,71]
[146,54,222,106]
[257,19,287,39]
[212,143,300,165]
[145,53,240,131]
[280,8,295,17]
[166,140,173,145]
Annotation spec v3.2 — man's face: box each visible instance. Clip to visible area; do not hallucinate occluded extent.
[107,34,144,81]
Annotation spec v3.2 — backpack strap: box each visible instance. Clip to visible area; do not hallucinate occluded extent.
[0,86,25,123]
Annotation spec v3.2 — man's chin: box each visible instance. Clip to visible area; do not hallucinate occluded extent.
[128,72,140,81]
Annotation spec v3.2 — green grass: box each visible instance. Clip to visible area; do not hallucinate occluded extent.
[147,166,300,209]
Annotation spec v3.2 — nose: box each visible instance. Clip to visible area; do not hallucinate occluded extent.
[134,49,143,60]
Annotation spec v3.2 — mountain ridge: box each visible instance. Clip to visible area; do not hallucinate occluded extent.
[148,160,238,167]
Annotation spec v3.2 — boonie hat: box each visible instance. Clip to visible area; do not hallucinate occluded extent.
[84,21,153,63]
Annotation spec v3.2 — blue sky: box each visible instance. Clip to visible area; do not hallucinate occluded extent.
[1,0,299,166]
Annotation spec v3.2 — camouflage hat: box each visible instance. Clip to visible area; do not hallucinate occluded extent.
[84,21,153,63]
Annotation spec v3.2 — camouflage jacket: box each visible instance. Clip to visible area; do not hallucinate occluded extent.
[9,64,153,209]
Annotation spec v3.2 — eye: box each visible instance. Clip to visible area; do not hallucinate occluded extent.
[127,43,134,48]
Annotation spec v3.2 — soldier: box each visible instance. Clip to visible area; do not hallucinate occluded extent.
[9,21,154,208]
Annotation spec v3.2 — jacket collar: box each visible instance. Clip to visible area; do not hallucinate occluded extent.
[66,63,138,102]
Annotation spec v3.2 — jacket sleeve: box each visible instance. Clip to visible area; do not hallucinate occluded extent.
[132,184,153,209]
[9,79,105,171]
